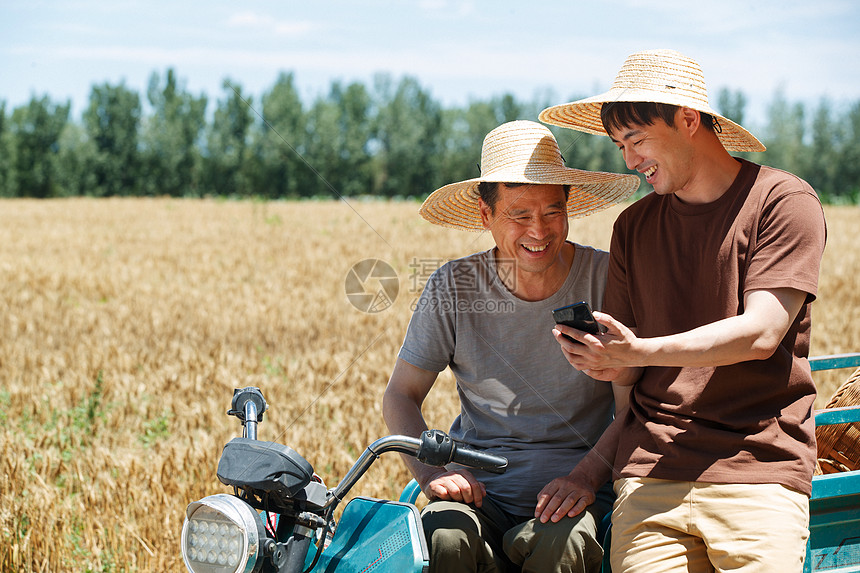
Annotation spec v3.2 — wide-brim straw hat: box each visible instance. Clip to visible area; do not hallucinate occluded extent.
[539,49,765,153]
[419,120,640,231]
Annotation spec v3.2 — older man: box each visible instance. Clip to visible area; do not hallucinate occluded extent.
[383,120,638,572]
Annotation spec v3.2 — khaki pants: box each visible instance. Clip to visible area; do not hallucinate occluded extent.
[420,488,613,573]
[611,477,810,573]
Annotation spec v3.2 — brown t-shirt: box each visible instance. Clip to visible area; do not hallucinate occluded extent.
[604,159,827,496]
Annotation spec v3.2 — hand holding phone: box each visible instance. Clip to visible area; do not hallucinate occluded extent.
[552,301,599,343]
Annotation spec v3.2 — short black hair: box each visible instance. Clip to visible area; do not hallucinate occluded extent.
[477,182,571,213]
[600,102,715,135]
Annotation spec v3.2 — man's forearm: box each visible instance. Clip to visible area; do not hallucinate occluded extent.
[382,391,440,486]
[572,412,623,487]
[633,288,807,368]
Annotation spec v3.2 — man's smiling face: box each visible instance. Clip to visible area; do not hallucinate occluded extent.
[479,183,569,276]
[608,109,695,197]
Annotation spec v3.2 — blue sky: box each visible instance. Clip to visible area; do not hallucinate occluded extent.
[3,0,859,131]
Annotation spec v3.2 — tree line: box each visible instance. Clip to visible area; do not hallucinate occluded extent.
[1,68,858,203]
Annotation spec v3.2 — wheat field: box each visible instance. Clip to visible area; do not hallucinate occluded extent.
[1,198,857,572]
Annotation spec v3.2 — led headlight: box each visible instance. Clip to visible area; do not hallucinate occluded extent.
[181,494,268,573]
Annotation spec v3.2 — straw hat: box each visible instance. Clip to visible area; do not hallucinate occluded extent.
[419,120,639,231]
[539,49,765,152]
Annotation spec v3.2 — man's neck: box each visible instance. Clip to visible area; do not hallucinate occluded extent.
[675,142,742,205]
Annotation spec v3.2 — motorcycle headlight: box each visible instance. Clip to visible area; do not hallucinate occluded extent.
[181,494,267,573]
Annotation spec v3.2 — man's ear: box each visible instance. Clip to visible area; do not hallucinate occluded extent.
[679,107,702,137]
[478,197,493,229]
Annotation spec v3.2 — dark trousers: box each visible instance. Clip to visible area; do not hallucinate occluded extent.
[421,487,613,573]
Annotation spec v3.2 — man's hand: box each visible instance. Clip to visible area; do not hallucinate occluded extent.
[534,474,596,523]
[533,414,624,524]
[553,311,640,384]
[555,288,809,373]
[422,468,487,507]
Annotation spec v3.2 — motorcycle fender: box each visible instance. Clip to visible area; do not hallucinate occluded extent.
[306,497,428,572]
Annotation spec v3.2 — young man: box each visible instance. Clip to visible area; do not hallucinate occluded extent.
[538,49,827,572]
[383,120,639,572]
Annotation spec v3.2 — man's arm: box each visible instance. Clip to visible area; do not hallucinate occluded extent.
[383,357,487,506]
[555,287,807,375]
[533,381,634,523]
[533,410,623,523]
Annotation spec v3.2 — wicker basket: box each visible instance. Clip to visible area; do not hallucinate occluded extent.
[815,366,860,475]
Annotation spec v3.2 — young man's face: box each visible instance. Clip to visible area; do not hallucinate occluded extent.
[479,183,569,276]
[608,109,695,197]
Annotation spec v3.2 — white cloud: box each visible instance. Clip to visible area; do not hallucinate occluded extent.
[273,21,315,36]
[417,0,477,18]
[226,9,315,37]
[417,0,448,10]
[227,11,268,28]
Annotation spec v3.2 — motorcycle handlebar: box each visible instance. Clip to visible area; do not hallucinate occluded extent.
[417,429,508,474]
[220,388,509,510]
[330,430,508,505]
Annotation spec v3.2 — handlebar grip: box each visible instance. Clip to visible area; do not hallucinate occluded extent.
[451,443,508,475]
[417,430,508,474]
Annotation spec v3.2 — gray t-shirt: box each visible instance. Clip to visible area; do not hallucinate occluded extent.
[398,243,613,515]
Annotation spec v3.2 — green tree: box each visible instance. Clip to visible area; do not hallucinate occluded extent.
[760,88,807,178]
[332,81,374,196]
[302,93,339,198]
[807,98,839,198]
[0,101,10,196]
[8,95,70,197]
[438,94,529,189]
[5,72,857,204]
[716,88,748,126]
[438,106,488,188]
[303,80,375,198]
[245,72,307,198]
[832,101,860,202]
[203,80,254,196]
[83,81,142,196]
[56,122,97,197]
[141,69,207,196]
[372,75,443,197]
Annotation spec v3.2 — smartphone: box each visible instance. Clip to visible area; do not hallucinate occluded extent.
[552,301,599,343]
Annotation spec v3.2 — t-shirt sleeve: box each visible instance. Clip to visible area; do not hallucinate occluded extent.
[745,183,827,301]
[397,266,457,372]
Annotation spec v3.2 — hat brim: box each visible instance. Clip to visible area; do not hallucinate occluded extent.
[539,88,765,153]
[419,166,640,231]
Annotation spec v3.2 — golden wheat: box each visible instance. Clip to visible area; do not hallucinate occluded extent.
[0,198,856,571]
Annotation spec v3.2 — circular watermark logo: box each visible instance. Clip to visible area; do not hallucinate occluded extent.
[345,259,399,313]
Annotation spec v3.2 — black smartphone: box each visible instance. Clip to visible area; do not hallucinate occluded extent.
[552,301,599,342]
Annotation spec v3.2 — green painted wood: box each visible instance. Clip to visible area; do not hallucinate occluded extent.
[810,353,860,372]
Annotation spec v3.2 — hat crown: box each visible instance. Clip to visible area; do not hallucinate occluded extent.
[538,49,765,153]
[418,120,639,231]
[480,120,564,178]
[611,49,711,110]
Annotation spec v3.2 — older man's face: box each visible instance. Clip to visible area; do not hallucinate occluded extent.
[479,183,569,278]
